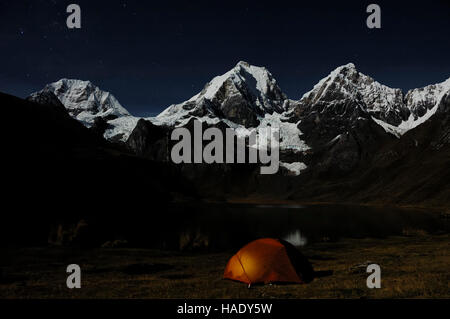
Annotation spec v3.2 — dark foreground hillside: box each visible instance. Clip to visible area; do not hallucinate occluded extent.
[0,92,195,247]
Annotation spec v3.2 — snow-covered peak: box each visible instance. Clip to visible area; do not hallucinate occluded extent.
[342,62,356,69]
[43,79,131,126]
[233,61,276,96]
[301,64,403,111]
[157,61,287,127]
[374,77,450,137]
[35,65,449,144]
[297,65,450,137]
[405,78,450,115]
[200,60,285,106]
[296,63,406,126]
[300,63,356,98]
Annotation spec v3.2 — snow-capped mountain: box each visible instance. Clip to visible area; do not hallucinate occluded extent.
[32,62,298,147]
[16,62,450,208]
[288,63,449,138]
[43,79,131,125]
[154,61,309,174]
[291,63,407,125]
[157,62,449,142]
[37,79,139,142]
[373,78,450,137]
[33,62,449,149]
[157,61,287,128]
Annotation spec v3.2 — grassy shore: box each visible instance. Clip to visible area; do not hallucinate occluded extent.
[1,234,449,299]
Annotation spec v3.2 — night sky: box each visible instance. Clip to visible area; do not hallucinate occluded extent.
[1,0,449,117]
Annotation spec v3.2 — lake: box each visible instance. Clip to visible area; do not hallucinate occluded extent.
[123,203,449,251]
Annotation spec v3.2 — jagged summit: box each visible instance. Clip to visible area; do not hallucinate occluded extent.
[43,79,131,126]
[405,78,450,115]
[157,61,287,127]
[291,64,450,137]
[236,60,251,67]
[32,63,449,142]
[373,77,450,137]
[295,63,407,125]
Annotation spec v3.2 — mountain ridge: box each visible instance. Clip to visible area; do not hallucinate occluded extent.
[1,63,448,206]
[32,62,450,145]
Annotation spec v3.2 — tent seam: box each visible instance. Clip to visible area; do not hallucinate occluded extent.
[236,254,252,284]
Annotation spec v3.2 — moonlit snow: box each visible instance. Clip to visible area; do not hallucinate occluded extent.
[37,63,450,173]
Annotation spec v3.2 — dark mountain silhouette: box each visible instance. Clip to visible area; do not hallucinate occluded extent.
[0,92,195,247]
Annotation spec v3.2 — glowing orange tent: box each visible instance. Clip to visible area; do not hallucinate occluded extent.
[223,238,314,285]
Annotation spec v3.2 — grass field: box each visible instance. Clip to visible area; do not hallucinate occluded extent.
[1,234,449,299]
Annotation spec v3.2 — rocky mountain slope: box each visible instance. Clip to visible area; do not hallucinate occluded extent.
[288,63,407,125]
[157,61,287,127]
[285,90,450,207]
[373,78,450,137]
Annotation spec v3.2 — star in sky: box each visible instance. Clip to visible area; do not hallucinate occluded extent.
[1,1,449,117]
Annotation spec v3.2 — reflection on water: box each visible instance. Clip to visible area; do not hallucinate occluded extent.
[283,230,308,247]
[115,203,448,251]
[256,204,306,209]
